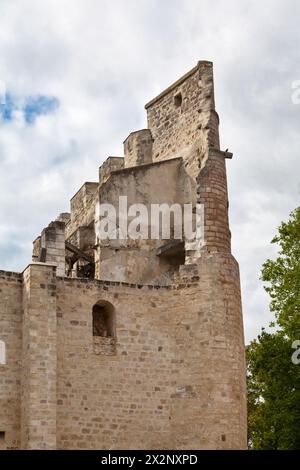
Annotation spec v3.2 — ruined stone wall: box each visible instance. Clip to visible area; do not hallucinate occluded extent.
[145,61,219,180]
[66,182,99,240]
[0,271,22,450]
[99,157,124,186]
[40,221,66,276]
[0,61,247,450]
[0,259,246,450]
[97,158,194,284]
[55,254,246,450]
[124,129,153,168]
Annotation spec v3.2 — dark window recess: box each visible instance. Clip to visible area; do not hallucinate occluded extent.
[92,302,115,338]
[174,92,182,108]
[0,432,5,441]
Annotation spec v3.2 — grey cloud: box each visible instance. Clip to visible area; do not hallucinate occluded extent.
[0,0,299,343]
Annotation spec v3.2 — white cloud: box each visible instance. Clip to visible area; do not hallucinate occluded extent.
[0,0,299,342]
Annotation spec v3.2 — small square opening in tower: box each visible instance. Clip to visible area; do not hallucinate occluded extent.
[174,92,182,108]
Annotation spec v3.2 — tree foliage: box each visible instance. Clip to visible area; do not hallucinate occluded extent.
[247,207,300,449]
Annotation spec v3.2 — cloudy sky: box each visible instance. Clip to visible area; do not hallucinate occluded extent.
[0,0,299,342]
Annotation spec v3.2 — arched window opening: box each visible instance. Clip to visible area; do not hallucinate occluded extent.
[93,300,116,356]
[93,301,115,338]
[92,301,116,356]
[0,340,6,365]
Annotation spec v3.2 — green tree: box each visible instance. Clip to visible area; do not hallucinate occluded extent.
[247,207,300,449]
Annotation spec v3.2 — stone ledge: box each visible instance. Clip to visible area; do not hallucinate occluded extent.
[0,270,22,279]
[110,156,183,176]
[145,60,213,109]
[209,147,233,159]
[22,262,57,274]
[57,275,172,290]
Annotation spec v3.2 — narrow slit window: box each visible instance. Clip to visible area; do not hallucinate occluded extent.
[174,92,182,108]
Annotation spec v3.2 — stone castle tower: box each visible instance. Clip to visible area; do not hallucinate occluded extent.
[0,61,247,450]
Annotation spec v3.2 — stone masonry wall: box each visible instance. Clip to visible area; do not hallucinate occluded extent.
[0,271,22,450]
[99,157,124,186]
[66,182,99,240]
[172,254,246,449]
[96,158,194,284]
[55,257,246,450]
[0,259,246,450]
[124,129,153,168]
[41,221,66,276]
[21,264,57,449]
[145,61,219,180]
[56,278,174,449]
[197,148,231,255]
